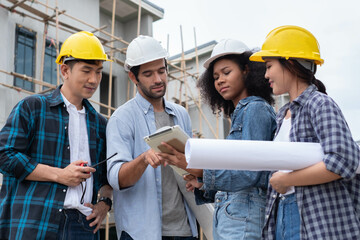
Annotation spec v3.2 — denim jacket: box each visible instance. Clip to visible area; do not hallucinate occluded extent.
[195,96,276,203]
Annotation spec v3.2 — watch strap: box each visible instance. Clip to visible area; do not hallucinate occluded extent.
[98,197,112,211]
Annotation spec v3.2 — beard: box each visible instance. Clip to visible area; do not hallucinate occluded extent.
[138,81,166,100]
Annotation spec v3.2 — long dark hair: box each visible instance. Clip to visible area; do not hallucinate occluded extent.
[279,59,327,95]
[197,51,274,117]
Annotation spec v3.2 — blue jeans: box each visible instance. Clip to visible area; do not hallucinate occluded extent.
[120,231,196,240]
[213,188,266,240]
[275,193,300,240]
[57,209,98,240]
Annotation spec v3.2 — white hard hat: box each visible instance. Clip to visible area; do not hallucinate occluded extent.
[125,35,168,72]
[203,39,250,69]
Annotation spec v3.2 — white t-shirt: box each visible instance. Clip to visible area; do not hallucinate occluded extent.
[61,93,93,216]
[274,117,295,195]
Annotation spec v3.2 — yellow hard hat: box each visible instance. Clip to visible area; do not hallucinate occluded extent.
[56,31,111,64]
[250,25,324,65]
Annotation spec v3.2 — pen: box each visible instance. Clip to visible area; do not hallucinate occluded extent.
[84,152,118,168]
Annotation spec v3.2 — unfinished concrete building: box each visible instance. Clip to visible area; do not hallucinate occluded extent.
[0,1,217,239]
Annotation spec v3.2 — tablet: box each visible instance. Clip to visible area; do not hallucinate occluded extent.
[144,125,189,153]
[144,125,190,175]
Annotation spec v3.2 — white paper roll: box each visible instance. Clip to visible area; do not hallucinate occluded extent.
[185,139,360,173]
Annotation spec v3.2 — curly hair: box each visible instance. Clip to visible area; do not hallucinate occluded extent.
[197,51,274,117]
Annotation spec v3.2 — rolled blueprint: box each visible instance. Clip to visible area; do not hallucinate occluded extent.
[185,138,360,173]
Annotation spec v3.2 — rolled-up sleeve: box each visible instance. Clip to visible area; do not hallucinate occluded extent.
[311,98,359,179]
[106,113,134,191]
[203,169,269,191]
[0,100,38,181]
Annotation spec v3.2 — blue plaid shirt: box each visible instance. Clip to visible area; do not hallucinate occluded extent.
[263,85,360,239]
[0,86,108,240]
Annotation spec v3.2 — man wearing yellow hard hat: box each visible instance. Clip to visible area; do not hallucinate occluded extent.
[0,31,112,240]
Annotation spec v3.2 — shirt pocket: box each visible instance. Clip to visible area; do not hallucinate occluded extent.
[228,123,242,140]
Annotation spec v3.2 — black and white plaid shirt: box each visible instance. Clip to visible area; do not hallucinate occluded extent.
[263,84,360,239]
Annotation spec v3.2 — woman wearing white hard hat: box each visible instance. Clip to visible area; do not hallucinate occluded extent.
[187,39,276,239]
[250,26,360,240]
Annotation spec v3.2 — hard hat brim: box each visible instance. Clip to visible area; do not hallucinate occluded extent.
[203,52,246,69]
[249,50,324,65]
[56,56,113,64]
[124,55,168,72]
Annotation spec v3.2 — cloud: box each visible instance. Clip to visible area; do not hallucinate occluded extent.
[151,0,360,138]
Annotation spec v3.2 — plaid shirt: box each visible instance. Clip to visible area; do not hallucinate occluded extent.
[0,86,108,240]
[263,85,360,239]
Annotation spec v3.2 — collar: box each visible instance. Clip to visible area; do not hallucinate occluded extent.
[134,92,175,115]
[234,95,265,110]
[48,85,65,107]
[48,85,96,115]
[231,96,265,119]
[239,95,263,105]
[292,84,317,107]
[61,92,86,114]
[277,84,317,120]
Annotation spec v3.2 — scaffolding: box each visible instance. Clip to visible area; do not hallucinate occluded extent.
[0,0,221,239]
[0,0,220,140]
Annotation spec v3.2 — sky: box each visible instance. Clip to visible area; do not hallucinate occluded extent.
[150,0,360,141]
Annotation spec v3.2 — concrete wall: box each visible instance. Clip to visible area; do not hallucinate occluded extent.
[124,14,153,41]
[0,0,102,129]
[99,11,155,109]
[0,5,30,128]
[99,10,128,109]
[0,1,156,128]
[0,0,157,200]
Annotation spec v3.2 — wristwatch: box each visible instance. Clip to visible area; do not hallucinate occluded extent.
[98,197,112,211]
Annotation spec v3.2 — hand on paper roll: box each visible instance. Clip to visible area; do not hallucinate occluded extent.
[269,171,291,194]
[157,142,188,169]
[183,174,203,192]
[157,142,204,177]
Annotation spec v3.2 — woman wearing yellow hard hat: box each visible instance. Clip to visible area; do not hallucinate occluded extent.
[250,25,360,239]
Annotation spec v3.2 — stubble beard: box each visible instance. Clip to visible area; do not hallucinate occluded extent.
[139,82,166,100]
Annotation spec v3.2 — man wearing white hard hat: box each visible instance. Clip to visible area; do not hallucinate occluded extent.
[106,35,198,240]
